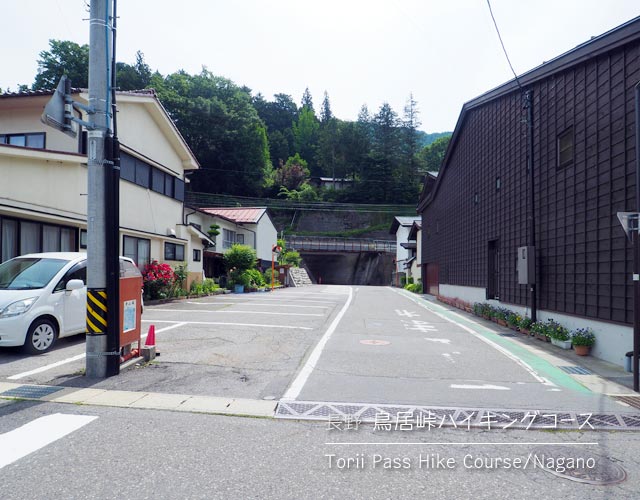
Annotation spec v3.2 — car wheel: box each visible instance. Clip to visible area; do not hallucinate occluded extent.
[23,318,58,354]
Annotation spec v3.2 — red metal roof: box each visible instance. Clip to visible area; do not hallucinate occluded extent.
[200,207,266,224]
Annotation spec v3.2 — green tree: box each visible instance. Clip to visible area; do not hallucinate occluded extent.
[365,102,401,202]
[395,93,421,202]
[292,107,320,175]
[418,135,451,172]
[33,39,89,90]
[275,153,310,190]
[300,87,314,112]
[156,69,272,196]
[116,51,152,90]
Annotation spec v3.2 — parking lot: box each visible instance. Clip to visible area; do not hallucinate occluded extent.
[0,286,351,400]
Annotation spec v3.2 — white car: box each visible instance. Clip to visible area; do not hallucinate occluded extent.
[0,252,143,354]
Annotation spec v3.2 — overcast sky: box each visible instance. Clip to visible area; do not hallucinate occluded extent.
[1,0,639,132]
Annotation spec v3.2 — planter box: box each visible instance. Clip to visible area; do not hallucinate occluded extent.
[520,328,530,335]
[551,338,572,350]
[234,284,245,294]
[535,333,547,341]
[497,319,507,327]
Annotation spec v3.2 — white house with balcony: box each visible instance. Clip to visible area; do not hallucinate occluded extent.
[0,88,208,288]
[389,216,420,286]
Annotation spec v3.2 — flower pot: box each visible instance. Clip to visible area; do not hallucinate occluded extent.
[497,319,507,327]
[520,328,530,335]
[551,338,572,350]
[535,333,547,341]
[233,284,245,294]
[574,345,591,356]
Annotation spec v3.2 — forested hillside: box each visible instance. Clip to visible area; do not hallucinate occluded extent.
[19,40,451,204]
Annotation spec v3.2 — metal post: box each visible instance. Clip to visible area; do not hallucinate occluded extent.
[271,251,275,291]
[525,90,537,322]
[86,0,115,377]
[633,82,640,392]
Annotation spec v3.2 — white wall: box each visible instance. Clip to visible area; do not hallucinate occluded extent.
[255,215,278,262]
[395,225,412,267]
[438,283,632,368]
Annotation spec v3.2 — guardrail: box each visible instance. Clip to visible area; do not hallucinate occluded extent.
[286,236,395,254]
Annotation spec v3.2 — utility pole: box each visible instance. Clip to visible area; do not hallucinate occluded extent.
[524,90,537,323]
[86,0,119,377]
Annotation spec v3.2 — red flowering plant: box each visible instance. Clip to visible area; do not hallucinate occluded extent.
[142,260,176,300]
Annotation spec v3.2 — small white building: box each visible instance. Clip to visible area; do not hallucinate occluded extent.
[389,216,420,286]
[186,206,278,277]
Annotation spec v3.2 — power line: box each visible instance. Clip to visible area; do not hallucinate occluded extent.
[485,0,523,91]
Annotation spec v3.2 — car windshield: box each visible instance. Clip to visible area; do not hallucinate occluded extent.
[0,257,69,290]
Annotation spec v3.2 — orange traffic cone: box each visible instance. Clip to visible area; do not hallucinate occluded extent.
[145,324,156,347]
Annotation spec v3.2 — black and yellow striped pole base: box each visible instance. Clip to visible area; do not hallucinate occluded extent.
[87,289,108,334]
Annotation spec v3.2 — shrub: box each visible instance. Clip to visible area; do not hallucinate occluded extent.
[190,280,204,296]
[202,278,219,294]
[571,328,595,347]
[493,307,508,321]
[404,282,422,293]
[242,269,266,288]
[142,260,176,300]
[224,244,257,272]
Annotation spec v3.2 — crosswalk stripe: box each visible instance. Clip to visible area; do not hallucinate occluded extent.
[0,414,98,469]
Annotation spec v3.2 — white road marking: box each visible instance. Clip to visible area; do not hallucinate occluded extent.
[194,297,337,304]
[442,353,455,364]
[141,319,312,330]
[424,338,451,344]
[395,309,420,318]
[0,413,98,469]
[392,288,557,388]
[150,308,323,317]
[282,287,354,400]
[185,301,328,309]
[8,354,86,381]
[9,323,188,380]
[451,384,510,391]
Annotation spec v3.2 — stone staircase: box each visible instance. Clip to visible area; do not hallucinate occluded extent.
[288,267,313,287]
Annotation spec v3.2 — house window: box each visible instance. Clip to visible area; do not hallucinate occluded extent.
[236,234,244,244]
[0,132,45,149]
[223,229,236,249]
[496,177,501,191]
[80,230,88,249]
[0,217,77,263]
[474,192,479,204]
[123,235,151,269]
[193,249,201,262]
[119,151,184,201]
[164,242,185,261]
[0,218,18,262]
[557,127,574,168]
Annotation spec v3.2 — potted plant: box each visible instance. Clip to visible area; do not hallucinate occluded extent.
[571,328,595,356]
[518,316,533,335]
[546,320,571,349]
[506,312,521,331]
[494,308,508,326]
[530,321,548,341]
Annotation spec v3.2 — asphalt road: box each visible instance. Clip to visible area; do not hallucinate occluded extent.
[1,285,639,498]
[1,401,638,500]
[0,285,632,413]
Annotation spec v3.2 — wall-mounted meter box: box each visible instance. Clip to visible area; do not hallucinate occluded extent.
[517,246,535,285]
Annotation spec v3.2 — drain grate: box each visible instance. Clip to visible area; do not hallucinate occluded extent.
[276,400,640,431]
[559,365,593,375]
[0,385,64,399]
[613,396,640,410]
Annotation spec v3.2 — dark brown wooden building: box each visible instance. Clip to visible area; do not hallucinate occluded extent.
[418,17,640,366]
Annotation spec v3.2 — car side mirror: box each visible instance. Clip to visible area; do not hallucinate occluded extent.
[66,279,85,291]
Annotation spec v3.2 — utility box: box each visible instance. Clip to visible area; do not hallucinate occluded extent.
[517,246,535,285]
[119,258,143,348]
